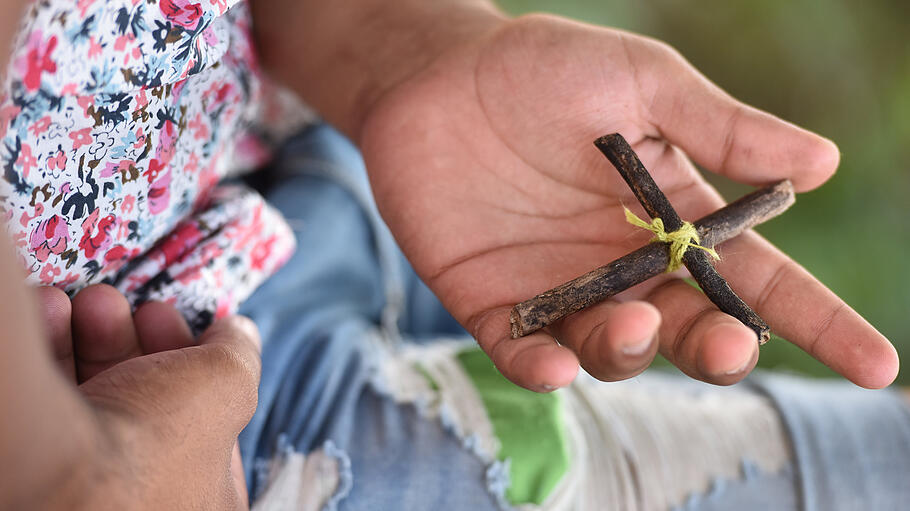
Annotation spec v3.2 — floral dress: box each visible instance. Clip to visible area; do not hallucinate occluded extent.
[0,0,309,331]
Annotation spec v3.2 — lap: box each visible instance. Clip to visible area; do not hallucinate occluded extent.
[239,124,910,511]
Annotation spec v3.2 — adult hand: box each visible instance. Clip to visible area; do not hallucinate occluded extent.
[356,14,897,390]
[1,279,260,509]
[251,3,897,390]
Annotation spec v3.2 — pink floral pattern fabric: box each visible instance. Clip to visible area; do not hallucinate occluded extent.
[1,0,301,331]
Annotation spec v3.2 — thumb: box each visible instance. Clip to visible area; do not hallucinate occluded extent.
[637,38,840,192]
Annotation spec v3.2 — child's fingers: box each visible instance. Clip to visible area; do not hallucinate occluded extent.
[72,284,142,383]
[35,286,76,381]
[134,301,195,354]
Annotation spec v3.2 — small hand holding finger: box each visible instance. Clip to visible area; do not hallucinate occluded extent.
[71,284,142,382]
[35,286,75,381]
[133,300,194,354]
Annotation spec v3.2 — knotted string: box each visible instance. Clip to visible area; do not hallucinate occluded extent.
[623,207,720,272]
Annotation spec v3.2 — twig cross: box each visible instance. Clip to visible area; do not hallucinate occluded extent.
[510,133,796,343]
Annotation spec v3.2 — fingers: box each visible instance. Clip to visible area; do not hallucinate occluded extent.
[551,300,661,381]
[82,315,263,439]
[647,279,760,385]
[72,284,142,382]
[78,316,261,511]
[133,301,194,354]
[637,38,840,192]
[471,307,579,392]
[35,286,76,381]
[641,228,898,389]
[715,230,898,388]
[70,286,194,380]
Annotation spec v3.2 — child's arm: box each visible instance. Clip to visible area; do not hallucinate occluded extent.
[0,227,261,508]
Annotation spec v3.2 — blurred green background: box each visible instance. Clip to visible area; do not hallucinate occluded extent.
[497,0,910,382]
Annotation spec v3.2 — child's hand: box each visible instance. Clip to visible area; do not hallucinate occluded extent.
[13,285,259,509]
[37,285,195,383]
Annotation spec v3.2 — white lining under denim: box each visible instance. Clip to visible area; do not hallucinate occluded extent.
[373,340,792,511]
[251,440,349,511]
[547,372,792,511]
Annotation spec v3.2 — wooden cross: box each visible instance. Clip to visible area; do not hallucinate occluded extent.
[509,133,796,344]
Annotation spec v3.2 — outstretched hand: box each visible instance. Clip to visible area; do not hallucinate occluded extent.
[359,15,897,390]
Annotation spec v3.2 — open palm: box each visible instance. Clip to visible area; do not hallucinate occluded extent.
[360,15,896,390]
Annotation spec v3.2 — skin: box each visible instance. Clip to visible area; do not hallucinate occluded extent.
[0,0,22,73]
[0,204,258,507]
[1,276,260,509]
[252,5,898,391]
[0,0,903,508]
[3,8,256,507]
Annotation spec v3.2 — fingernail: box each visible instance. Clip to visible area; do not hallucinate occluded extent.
[723,346,758,375]
[540,384,557,392]
[621,335,653,356]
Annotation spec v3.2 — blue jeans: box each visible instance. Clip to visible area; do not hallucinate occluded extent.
[238,124,910,510]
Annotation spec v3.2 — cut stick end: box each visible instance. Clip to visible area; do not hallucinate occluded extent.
[510,307,524,339]
[776,178,795,194]
[770,179,796,210]
[593,133,626,151]
[758,330,771,345]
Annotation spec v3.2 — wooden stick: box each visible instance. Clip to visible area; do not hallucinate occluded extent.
[595,134,771,342]
[509,176,793,339]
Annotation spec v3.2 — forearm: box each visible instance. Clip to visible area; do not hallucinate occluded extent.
[250,0,506,142]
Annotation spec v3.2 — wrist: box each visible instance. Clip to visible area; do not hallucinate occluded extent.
[251,0,507,142]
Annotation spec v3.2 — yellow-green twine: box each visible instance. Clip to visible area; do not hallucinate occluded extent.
[623,207,720,272]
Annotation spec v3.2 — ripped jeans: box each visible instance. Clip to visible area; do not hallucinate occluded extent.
[238,125,910,511]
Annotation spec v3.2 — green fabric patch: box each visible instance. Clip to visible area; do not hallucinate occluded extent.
[456,348,569,506]
[415,363,440,391]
